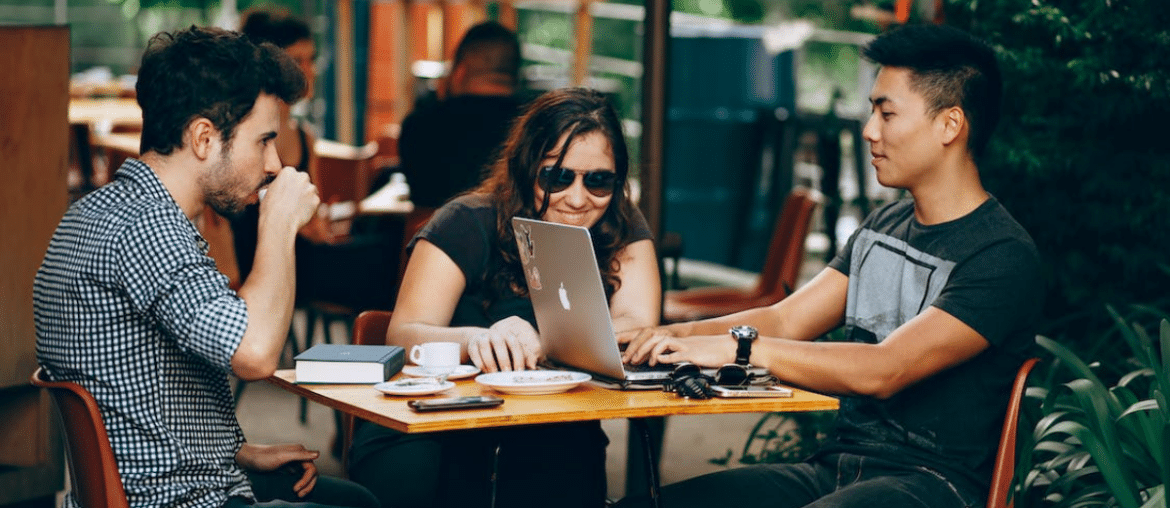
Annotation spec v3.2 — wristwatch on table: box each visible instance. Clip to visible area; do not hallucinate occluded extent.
[730,326,758,366]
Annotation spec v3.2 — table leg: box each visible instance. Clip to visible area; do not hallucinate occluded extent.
[490,443,502,508]
[629,417,664,508]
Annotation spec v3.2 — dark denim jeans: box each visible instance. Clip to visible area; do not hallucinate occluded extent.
[616,453,979,508]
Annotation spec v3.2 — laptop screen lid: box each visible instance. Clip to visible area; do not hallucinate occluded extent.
[511,217,670,383]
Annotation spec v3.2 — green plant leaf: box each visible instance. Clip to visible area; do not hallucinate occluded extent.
[1140,484,1165,508]
[1119,399,1162,418]
[1161,320,1170,412]
[1162,423,1170,508]
[1109,306,1157,371]
[1038,336,1123,414]
[1064,380,1142,508]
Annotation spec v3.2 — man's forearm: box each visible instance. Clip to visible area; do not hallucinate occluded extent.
[232,226,298,379]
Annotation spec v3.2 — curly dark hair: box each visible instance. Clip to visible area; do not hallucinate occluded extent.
[472,87,639,304]
[136,25,306,156]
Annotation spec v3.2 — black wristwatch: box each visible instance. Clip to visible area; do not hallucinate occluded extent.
[730,326,758,366]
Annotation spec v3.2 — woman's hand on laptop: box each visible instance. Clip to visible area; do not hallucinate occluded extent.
[467,316,541,372]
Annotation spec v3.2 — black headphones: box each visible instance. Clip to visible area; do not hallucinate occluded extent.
[663,362,768,399]
[663,363,714,399]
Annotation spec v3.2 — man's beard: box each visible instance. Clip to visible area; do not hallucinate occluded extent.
[206,187,247,219]
[202,153,251,220]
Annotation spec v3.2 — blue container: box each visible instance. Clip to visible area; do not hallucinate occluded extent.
[664,24,795,269]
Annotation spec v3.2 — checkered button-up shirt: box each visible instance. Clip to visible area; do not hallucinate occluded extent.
[34,159,254,508]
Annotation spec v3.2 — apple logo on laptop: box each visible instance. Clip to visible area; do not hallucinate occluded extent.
[558,282,571,311]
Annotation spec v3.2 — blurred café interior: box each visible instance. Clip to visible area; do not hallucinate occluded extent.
[0,0,900,504]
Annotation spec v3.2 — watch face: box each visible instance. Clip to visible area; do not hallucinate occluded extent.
[730,326,758,341]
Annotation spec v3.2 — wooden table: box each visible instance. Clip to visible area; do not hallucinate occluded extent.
[68,97,142,128]
[268,370,836,506]
[267,369,837,433]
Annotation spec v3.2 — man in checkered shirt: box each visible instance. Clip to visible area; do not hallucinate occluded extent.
[34,26,380,508]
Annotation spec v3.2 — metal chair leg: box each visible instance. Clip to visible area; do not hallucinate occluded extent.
[298,308,318,424]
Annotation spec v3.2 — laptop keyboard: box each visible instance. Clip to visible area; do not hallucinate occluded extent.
[624,362,674,373]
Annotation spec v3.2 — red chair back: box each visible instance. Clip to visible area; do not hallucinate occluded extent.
[353,310,394,347]
[30,367,129,508]
[987,357,1040,508]
[341,310,395,475]
[754,187,821,301]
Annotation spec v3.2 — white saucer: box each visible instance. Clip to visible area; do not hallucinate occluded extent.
[374,379,456,396]
[475,370,591,395]
[401,364,481,380]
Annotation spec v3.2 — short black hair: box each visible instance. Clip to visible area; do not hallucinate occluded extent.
[863,24,1002,159]
[452,21,521,84]
[136,26,306,155]
[240,9,312,49]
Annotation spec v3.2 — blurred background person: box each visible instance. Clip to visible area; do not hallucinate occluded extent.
[397,21,525,210]
[233,7,335,283]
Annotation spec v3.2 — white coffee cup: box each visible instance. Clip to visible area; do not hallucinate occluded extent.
[410,342,460,376]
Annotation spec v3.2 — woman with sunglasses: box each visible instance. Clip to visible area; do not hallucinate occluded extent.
[347,88,660,508]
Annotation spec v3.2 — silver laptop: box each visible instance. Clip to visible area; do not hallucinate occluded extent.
[512,217,674,384]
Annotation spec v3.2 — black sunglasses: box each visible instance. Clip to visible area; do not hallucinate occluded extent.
[669,362,751,386]
[537,167,618,197]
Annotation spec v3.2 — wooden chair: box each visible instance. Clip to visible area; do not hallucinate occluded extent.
[314,139,380,221]
[30,367,130,508]
[987,357,1040,508]
[340,310,394,475]
[371,123,400,173]
[92,131,140,179]
[662,187,821,323]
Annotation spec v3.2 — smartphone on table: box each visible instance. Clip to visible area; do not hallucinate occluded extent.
[710,385,793,398]
[408,395,505,412]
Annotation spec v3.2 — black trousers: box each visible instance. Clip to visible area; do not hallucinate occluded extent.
[348,420,608,508]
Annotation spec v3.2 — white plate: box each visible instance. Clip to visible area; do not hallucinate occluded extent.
[475,370,591,395]
[374,379,456,396]
[401,364,481,380]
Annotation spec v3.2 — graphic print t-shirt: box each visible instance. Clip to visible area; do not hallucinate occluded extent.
[824,197,1042,497]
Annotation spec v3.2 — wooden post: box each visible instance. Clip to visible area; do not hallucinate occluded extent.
[0,24,69,504]
[395,0,414,123]
[572,0,593,86]
[497,0,517,30]
[335,0,356,144]
[367,0,405,136]
[639,0,669,237]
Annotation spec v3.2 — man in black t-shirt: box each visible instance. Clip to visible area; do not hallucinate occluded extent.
[618,25,1042,508]
[398,21,524,209]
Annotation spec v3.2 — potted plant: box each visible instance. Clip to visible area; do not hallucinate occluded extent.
[1017,312,1168,508]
